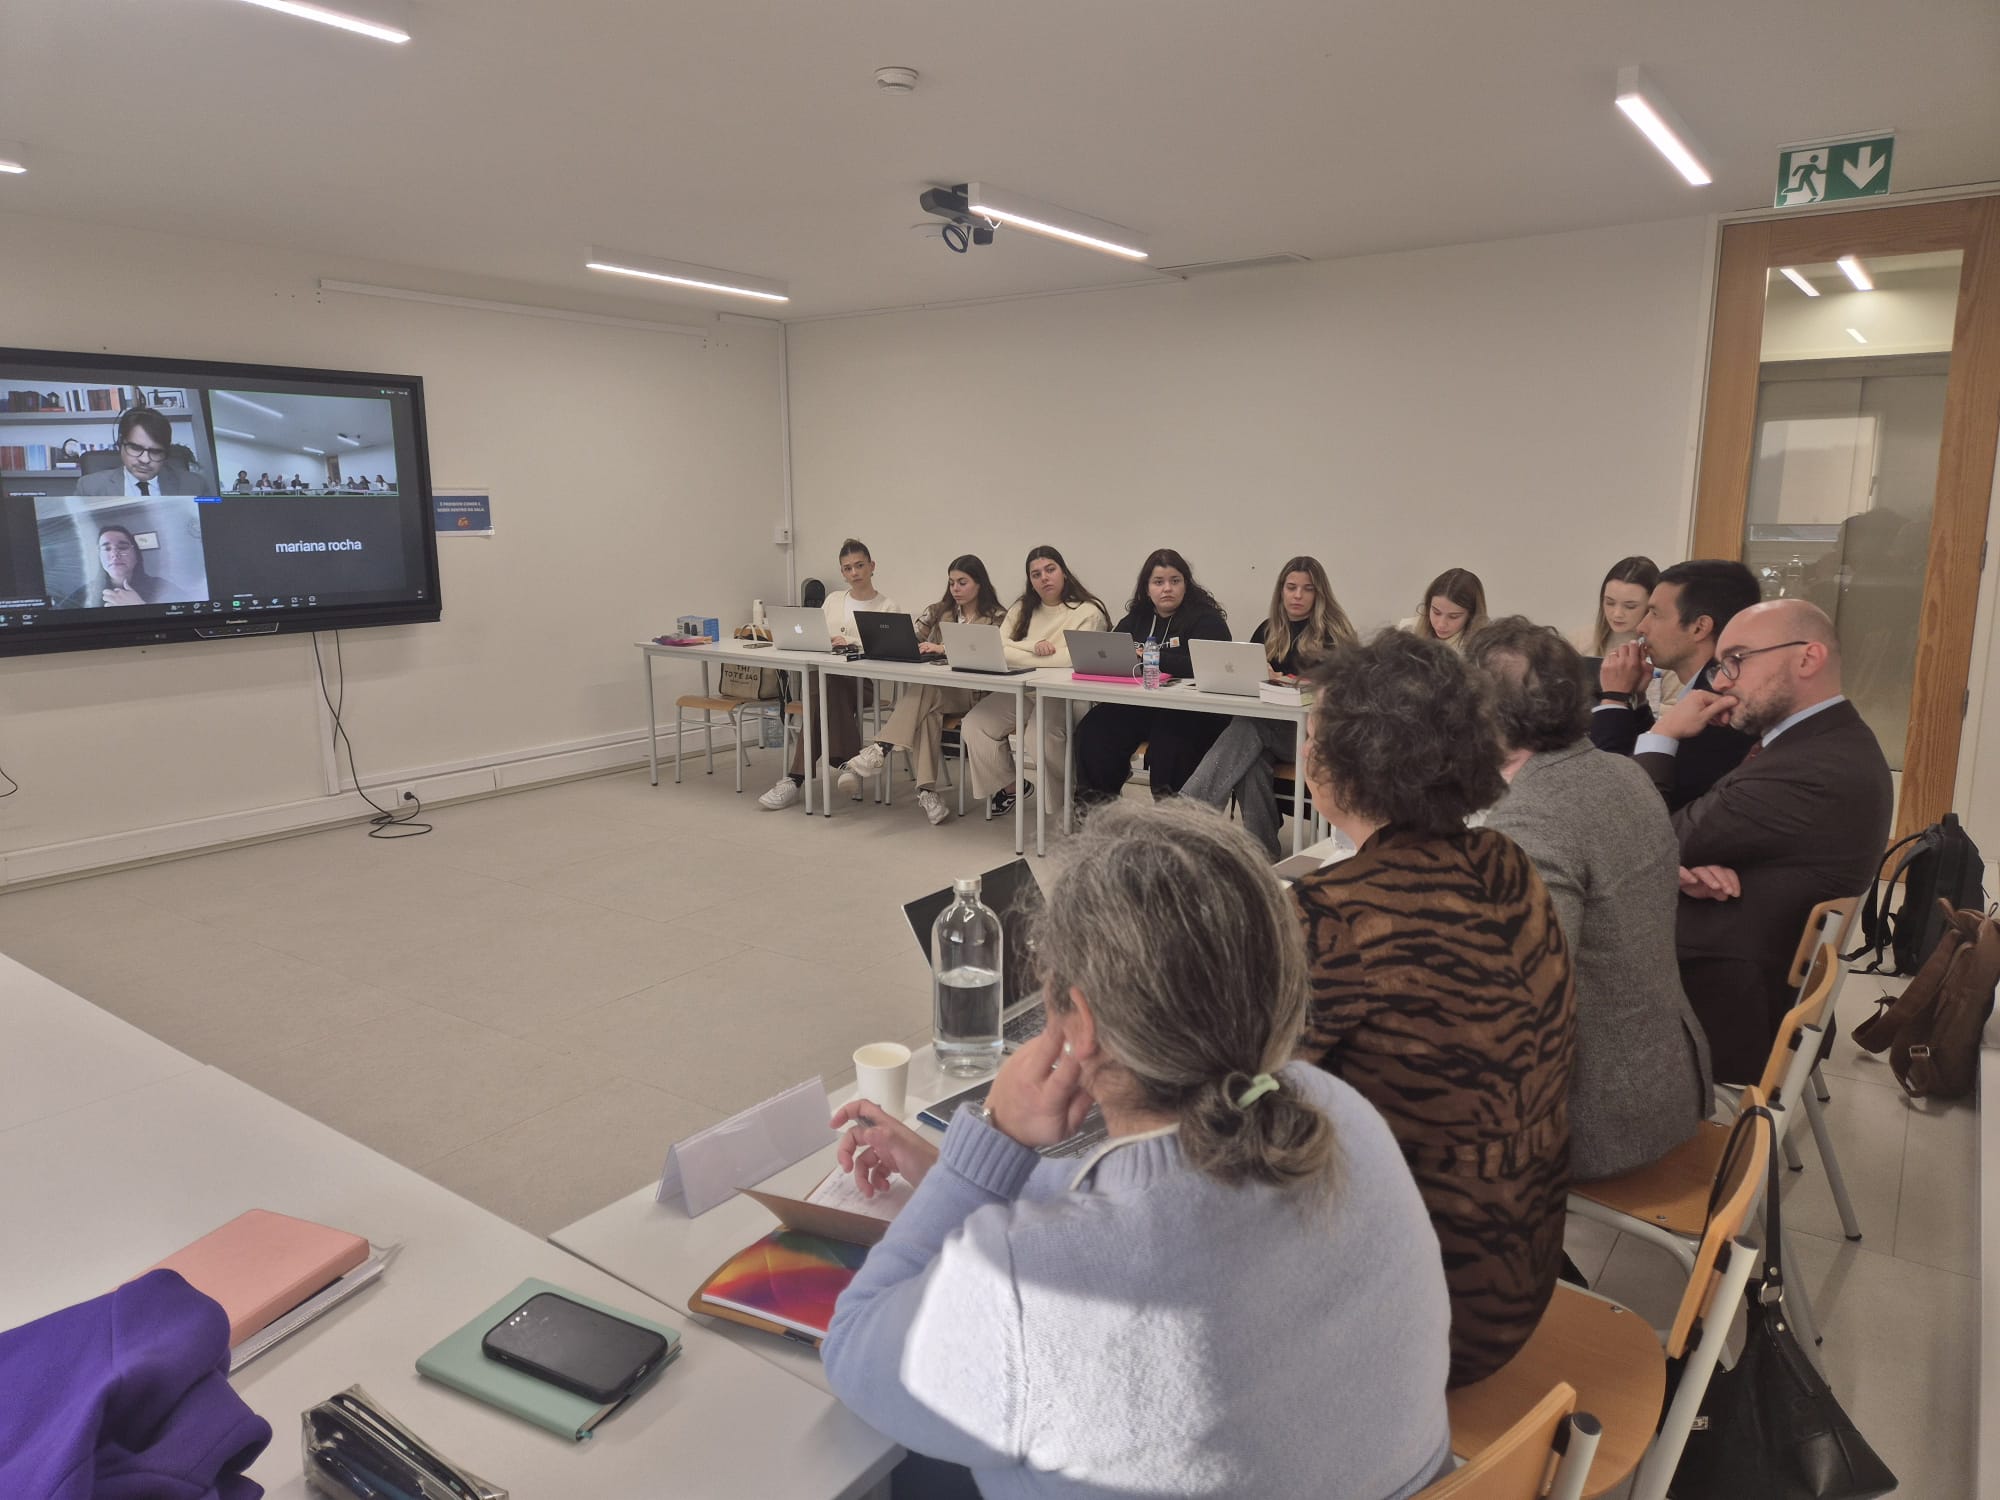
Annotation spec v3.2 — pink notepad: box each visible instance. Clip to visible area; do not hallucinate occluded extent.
[143,1209,370,1346]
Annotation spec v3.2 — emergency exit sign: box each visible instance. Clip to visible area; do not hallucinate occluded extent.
[1776,134,1895,208]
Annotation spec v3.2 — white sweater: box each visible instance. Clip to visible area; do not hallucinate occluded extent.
[822,587,899,646]
[999,598,1110,669]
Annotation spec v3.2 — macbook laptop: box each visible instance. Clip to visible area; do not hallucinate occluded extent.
[1189,639,1268,697]
[768,605,833,653]
[1064,629,1140,678]
[940,622,1034,675]
[854,611,944,664]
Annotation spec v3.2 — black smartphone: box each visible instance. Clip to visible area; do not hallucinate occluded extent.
[481,1292,670,1405]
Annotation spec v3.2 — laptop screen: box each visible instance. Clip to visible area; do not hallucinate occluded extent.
[902,858,1044,1015]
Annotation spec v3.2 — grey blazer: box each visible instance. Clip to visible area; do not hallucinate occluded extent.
[1485,739,1713,1180]
[74,464,199,496]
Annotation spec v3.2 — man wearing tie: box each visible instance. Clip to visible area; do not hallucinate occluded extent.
[74,408,197,496]
[1637,598,1892,1082]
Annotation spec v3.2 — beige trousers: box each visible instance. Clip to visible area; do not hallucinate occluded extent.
[963,690,1067,805]
[875,684,980,790]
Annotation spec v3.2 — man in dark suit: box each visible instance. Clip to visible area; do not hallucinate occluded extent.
[73,408,198,497]
[1591,559,1761,810]
[1638,598,1892,1082]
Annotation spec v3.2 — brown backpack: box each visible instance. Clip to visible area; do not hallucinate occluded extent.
[1850,899,2000,1100]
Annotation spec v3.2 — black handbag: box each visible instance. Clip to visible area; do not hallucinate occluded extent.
[1671,1105,1897,1499]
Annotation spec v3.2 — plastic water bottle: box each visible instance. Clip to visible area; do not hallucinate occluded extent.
[1142,637,1162,691]
[932,876,1004,1077]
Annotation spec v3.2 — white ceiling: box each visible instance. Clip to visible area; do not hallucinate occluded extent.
[2,0,1997,321]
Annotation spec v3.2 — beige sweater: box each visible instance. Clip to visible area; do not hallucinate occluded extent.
[1000,598,1110,669]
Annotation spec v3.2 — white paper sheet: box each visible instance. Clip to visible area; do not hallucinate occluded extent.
[656,1078,833,1216]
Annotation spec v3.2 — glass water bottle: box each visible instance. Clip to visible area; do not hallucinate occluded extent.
[932,876,1004,1076]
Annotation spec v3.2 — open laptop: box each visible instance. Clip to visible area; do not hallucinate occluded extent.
[940,622,1034,675]
[1189,639,1268,697]
[1064,629,1139,678]
[767,605,833,653]
[853,611,944,664]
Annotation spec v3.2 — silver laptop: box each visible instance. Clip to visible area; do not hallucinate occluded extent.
[767,605,832,652]
[940,622,1034,675]
[1189,639,1268,697]
[1064,629,1139,678]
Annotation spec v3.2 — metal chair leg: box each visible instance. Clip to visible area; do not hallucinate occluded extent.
[1812,1062,1831,1104]
[673,702,685,784]
[1783,1131,1805,1172]
[1803,1090,1864,1240]
[1779,1223,1826,1354]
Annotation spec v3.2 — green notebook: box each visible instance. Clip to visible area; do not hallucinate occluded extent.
[415,1277,682,1442]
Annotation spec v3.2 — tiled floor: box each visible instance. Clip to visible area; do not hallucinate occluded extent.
[0,762,1979,1496]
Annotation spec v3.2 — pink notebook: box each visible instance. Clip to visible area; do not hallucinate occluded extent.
[1071,671,1174,685]
[144,1209,370,1346]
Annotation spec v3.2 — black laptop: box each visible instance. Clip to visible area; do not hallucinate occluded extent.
[855,611,946,664]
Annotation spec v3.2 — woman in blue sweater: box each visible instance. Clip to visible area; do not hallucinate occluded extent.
[821,799,1453,1500]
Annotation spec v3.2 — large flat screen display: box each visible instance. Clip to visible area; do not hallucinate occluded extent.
[0,348,441,656]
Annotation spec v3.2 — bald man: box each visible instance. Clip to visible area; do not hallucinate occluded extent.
[1634,599,1892,1082]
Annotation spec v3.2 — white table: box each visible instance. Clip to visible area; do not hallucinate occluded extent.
[553,1051,961,1393]
[0,1064,900,1500]
[815,654,1032,854]
[0,951,202,1133]
[637,639,843,812]
[1027,668,1314,855]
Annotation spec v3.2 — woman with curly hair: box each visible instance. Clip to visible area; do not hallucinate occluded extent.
[1292,629,1575,1389]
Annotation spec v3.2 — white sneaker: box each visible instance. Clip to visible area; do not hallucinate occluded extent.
[846,743,888,778]
[757,777,800,810]
[917,788,949,825]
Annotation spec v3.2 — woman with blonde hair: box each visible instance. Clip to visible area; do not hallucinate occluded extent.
[1180,555,1360,858]
[823,799,1452,1500]
[1398,567,1488,651]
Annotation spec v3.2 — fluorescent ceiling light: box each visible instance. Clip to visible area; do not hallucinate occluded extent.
[215,391,283,418]
[212,426,258,439]
[335,432,363,446]
[1778,267,1820,298]
[229,0,410,44]
[962,183,1148,260]
[302,446,326,455]
[1837,255,1874,291]
[1613,67,1712,186]
[586,248,789,304]
[1846,328,1868,344]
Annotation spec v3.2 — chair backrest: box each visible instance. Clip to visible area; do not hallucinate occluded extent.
[1665,1086,1772,1359]
[1416,1383,1590,1499]
[1755,947,1838,1102]
[800,577,827,608]
[1788,896,1859,988]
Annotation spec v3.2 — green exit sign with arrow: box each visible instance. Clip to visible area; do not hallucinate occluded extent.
[1776,133,1895,207]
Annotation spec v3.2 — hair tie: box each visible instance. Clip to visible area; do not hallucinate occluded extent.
[1234,1073,1280,1109]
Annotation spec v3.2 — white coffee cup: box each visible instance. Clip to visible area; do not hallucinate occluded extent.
[852,1041,912,1118]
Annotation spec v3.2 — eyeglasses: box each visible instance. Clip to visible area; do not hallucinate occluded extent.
[1716,640,1808,681]
[120,440,168,461]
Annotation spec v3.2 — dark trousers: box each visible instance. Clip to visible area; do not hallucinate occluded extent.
[1073,703,1230,802]
[892,1453,982,1499]
[1679,954,1791,1085]
[788,675,864,776]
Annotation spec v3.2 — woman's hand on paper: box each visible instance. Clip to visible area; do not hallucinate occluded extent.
[831,1100,939,1197]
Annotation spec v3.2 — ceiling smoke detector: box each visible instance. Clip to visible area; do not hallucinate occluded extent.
[875,66,919,94]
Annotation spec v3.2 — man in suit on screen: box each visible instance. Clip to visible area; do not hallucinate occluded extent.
[1637,598,1892,1082]
[74,408,198,497]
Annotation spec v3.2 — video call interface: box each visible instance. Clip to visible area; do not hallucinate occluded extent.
[0,360,429,629]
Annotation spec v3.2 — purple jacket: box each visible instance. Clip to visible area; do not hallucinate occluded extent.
[0,1269,271,1499]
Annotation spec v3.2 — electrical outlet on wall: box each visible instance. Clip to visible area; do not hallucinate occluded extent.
[773,523,791,546]
[396,783,419,805]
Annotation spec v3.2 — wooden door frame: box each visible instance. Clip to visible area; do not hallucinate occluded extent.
[1691,193,2000,838]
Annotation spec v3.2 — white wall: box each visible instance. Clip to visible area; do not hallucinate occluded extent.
[787,217,1715,640]
[0,211,786,879]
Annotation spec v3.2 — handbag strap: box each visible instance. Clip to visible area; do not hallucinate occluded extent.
[1705,1103,1783,1306]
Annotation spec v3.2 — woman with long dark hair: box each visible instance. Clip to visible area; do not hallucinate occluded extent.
[92,525,158,607]
[963,545,1109,818]
[1071,547,1232,807]
[1398,567,1488,652]
[1180,556,1359,858]
[840,555,1006,824]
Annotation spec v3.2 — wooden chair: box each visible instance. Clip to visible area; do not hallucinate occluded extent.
[1782,897,1865,1241]
[1451,1092,1773,1499]
[1418,1384,1599,1500]
[1568,949,1835,1348]
[672,694,756,791]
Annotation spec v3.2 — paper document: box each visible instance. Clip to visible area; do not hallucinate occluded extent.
[657,1078,834,1217]
[805,1163,911,1221]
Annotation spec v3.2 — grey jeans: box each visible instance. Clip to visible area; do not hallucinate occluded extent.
[1179,715,1299,859]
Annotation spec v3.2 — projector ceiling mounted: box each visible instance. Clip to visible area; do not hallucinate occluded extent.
[917,183,1148,261]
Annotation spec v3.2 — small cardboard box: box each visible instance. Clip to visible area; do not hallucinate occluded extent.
[675,614,720,642]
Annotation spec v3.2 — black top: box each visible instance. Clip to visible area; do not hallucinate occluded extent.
[1113,603,1230,679]
[1589,660,1753,812]
[1250,618,1311,677]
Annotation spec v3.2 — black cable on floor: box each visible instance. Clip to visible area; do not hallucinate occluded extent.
[313,630,432,838]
